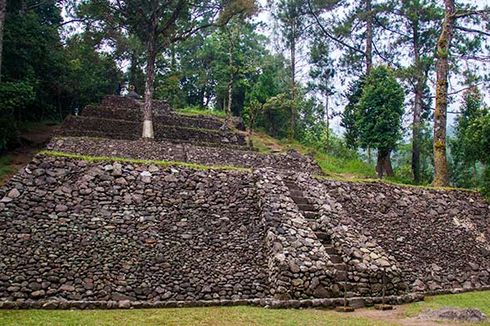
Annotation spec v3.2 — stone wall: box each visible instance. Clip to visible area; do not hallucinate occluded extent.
[320,180,490,293]
[1,145,489,308]
[100,96,172,114]
[47,137,323,174]
[57,116,248,147]
[0,155,269,302]
[82,105,226,131]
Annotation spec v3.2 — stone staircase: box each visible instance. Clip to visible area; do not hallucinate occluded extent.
[283,177,356,297]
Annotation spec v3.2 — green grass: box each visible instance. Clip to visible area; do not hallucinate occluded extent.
[177,107,226,118]
[251,132,376,179]
[405,291,490,318]
[313,151,376,179]
[0,306,390,326]
[41,150,250,172]
[0,155,13,179]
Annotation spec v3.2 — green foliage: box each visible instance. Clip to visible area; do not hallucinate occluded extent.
[391,124,434,185]
[63,35,122,110]
[464,113,490,196]
[0,155,13,181]
[0,82,35,150]
[450,87,488,189]
[357,66,405,152]
[341,77,365,149]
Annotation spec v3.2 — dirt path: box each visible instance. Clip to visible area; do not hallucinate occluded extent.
[351,306,465,326]
[0,123,56,185]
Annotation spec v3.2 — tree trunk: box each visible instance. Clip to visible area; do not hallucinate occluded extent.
[412,79,424,184]
[142,31,157,139]
[411,19,423,184]
[226,31,234,123]
[365,0,373,74]
[376,149,394,179]
[289,36,296,140]
[0,0,6,82]
[433,0,455,187]
[325,92,330,149]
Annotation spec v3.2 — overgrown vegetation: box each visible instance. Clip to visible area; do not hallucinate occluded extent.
[0,155,13,180]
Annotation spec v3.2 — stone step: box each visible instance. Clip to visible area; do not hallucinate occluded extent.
[315,231,330,241]
[284,181,300,190]
[303,211,319,219]
[291,196,309,205]
[289,189,304,198]
[334,270,348,281]
[333,263,348,271]
[323,245,337,255]
[297,203,316,212]
[329,255,344,264]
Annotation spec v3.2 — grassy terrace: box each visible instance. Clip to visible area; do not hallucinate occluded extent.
[176,107,227,118]
[0,291,489,325]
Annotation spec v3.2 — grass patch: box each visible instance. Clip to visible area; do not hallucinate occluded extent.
[405,291,490,318]
[313,151,376,179]
[0,155,13,179]
[0,306,391,326]
[41,150,250,172]
[251,132,375,179]
[177,107,226,118]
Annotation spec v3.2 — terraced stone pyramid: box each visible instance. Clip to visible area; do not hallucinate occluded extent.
[0,96,489,310]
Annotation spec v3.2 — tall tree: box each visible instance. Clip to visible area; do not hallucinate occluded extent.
[393,0,441,183]
[77,0,256,139]
[272,0,310,140]
[357,66,405,178]
[308,33,335,146]
[433,0,490,187]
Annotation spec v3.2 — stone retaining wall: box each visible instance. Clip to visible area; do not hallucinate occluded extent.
[320,180,490,293]
[82,105,226,131]
[57,116,248,147]
[0,155,269,302]
[100,96,172,114]
[47,137,322,174]
[1,151,489,309]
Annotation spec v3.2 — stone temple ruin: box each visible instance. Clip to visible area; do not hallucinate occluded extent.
[0,96,489,309]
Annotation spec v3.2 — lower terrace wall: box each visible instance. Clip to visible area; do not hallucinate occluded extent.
[321,180,490,293]
[0,155,269,302]
[47,137,323,174]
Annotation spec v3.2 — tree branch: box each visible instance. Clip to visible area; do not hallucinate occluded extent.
[453,9,490,19]
[455,25,490,37]
[306,0,366,57]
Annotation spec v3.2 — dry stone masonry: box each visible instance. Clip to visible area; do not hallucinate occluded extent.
[0,95,489,309]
